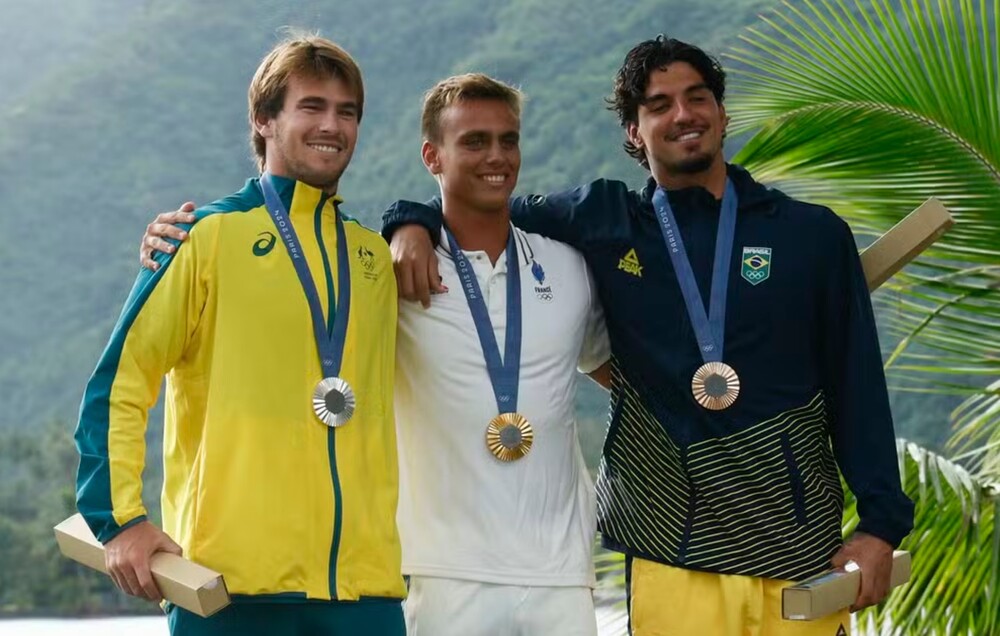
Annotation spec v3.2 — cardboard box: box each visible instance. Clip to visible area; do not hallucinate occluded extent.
[860,198,954,291]
[54,514,230,618]
[782,550,911,620]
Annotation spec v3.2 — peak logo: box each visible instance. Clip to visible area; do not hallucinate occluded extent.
[253,232,277,256]
[618,248,643,278]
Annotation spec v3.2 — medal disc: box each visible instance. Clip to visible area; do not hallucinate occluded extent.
[691,362,740,410]
[313,377,356,427]
[486,412,534,462]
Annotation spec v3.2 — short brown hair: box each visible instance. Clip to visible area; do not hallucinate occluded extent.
[421,73,522,143]
[248,35,364,171]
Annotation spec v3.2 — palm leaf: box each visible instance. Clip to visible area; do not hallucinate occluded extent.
[849,441,1000,636]
[725,0,1000,387]
[947,379,1000,475]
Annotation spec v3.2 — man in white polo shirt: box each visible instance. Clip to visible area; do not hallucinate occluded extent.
[393,73,610,635]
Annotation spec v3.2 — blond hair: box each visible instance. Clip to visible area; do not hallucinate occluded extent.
[248,35,364,171]
[421,73,522,143]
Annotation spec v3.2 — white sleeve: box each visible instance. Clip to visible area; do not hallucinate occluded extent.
[577,262,611,374]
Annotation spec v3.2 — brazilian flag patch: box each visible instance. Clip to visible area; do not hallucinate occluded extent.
[741,247,771,285]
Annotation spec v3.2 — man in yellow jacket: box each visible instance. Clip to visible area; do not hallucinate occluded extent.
[74,35,406,635]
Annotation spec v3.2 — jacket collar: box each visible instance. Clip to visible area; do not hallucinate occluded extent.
[638,163,783,216]
[256,174,344,215]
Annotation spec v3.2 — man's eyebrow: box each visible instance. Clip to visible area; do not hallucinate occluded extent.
[640,93,670,106]
[297,96,328,106]
[640,83,712,105]
[685,83,711,95]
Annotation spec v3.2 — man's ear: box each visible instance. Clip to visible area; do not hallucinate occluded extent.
[255,112,275,140]
[422,140,442,175]
[626,121,644,151]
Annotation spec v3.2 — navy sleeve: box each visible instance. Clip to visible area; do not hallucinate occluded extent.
[381,197,444,244]
[380,179,635,248]
[821,216,914,547]
[505,179,634,248]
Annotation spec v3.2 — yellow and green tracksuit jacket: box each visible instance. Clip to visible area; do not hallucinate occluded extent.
[75,176,405,602]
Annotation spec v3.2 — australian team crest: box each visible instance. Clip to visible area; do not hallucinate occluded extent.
[356,245,380,281]
[531,260,553,302]
[741,247,771,285]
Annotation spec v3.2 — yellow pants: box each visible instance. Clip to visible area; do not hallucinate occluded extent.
[629,558,850,636]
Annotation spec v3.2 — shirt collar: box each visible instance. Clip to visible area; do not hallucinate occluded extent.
[437,223,533,270]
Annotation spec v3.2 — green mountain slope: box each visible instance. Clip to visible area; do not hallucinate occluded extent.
[0,0,143,113]
[0,0,774,435]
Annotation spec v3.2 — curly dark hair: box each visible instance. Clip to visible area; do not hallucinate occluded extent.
[608,35,726,168]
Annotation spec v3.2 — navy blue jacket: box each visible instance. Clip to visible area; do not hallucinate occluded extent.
[383,164,914,580]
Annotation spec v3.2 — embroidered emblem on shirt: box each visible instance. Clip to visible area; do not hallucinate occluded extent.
[252,231,276,257]
[531,260,553,302]
[741,247,771,285]
[618,248,643,278]
[357,245,379,280]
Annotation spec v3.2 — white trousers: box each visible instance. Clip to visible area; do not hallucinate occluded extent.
[404,576,598,636]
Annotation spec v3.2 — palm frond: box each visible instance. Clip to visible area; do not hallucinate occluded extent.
[947,379,1000,475]
[848,441,1000,636]
[725,0,1000,385]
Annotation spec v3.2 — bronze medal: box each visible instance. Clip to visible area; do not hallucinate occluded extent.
[486,412,534,462]
[691,361,740,410]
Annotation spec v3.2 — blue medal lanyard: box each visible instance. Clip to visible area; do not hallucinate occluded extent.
[260,173,351,378]
[444,227,522,414]
[651,180,738,365]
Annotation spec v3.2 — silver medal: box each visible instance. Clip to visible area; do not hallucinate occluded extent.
[312,377,356,427]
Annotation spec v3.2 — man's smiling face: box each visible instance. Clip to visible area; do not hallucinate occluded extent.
[627,61,727,179]
[258,72,360,193]
[425,98,521,215]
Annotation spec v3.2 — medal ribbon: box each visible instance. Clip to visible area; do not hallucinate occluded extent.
[445,226,522,414]
[260,173,351,378]
[651,179,738,364]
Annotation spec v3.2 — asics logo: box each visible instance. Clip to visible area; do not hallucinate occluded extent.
[253,231,277,256]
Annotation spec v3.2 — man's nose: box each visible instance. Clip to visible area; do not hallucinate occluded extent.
[673,101,695,124]
[318,111,342,132]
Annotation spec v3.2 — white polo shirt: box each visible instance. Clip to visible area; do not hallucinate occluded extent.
[395,225,610,588]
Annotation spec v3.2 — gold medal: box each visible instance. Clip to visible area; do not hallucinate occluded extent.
[313,377,356,427]
[691,362,740,410]
[486,413,534,462]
